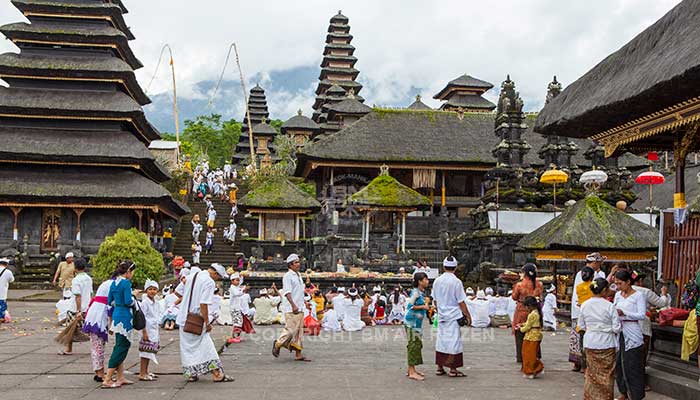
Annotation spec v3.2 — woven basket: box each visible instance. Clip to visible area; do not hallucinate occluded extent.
[138,339,160,354]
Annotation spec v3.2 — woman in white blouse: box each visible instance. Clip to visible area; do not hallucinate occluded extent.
[578,278,621,399]
[613,270,647,400]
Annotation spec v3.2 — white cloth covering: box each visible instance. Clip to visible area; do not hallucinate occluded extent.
[82,279,112,337]
[253,296,281,324]
[71,272,93,313]
[342,297,366,331]
[613,290,647,351]
[578,296,621,350]
[542,292,558,330]
[571,268,606,320]
[209,295,222,324]
[332,294,347,321]
[138,294,163,363]
[490,296,509,317]
[322,309,342,332]
[633,285,670,337]
[176,270,215,328]
[240,293,254,317]
[280,270,305,314]
[465,298,490,328]
[433,271,467,322]
[436,318,462,355]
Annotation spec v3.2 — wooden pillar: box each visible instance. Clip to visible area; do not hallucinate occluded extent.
[395,212,400,254]
[258,214,264,240]
[73,208,85,241]
[10,207,22,241]
[134,210,143,232]
[294,215,300,241]
[441,171,446,207]
[674,156,686,208]
[401,212,406,253]
[361,212,366,250]
[673,122,700,208]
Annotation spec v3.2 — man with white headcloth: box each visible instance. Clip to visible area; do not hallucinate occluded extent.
[272,254,310,362]
[177,263,233,382]
[432,256,471,377]
[465,290,491,328]
[342,287,365,331]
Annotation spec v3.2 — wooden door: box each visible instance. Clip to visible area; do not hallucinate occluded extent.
[41,209,61,252]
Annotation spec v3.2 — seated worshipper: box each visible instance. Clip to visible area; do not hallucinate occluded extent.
[178,263,233,383]
[373,297,388,326]
[137,280,163,382]
[361,291,373,326]
[464,287,476,317]
[368,285,382,316]
[388,287,407,324]
[253,288,281,325]
[312,290,325,321]
[489,288,512,328]
[542,284,559,331]
[304,294,321,335]
[322,303,342,332]
[466,290,491,328]
[332,287,347,321]
[342,287,366,331]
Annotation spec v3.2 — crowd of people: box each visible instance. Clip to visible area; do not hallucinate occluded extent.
[3,243,695,399]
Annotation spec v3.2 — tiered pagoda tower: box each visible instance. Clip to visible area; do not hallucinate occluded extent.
[312,11,364,125]
[234,84,273,164]
[538,77,579,169]
[433,74,496,112]
[0,0,187,256]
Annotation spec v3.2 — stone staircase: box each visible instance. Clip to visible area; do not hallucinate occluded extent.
[13,254,53,289]
[172,180,248,267]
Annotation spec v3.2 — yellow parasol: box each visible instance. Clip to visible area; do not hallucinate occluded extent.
[540,168,569,211]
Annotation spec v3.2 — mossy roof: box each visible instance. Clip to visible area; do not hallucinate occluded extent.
[238,177,321,210]
[518,195,659,251]
[346,174,430,209]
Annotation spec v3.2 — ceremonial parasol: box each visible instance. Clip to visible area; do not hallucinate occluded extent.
[540,167,569,212]
[635,170,665,225]
[580,169,608,191]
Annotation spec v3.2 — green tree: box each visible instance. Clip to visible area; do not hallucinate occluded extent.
[90,228,165,288]
[171,114,242,169]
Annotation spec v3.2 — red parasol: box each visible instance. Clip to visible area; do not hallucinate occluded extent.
[635,171,665,185]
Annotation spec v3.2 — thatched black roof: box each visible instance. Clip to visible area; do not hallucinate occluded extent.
[0,87,159,142]
[0,22,142,69]
[0,53,150,105]
[297,109,646,172]
[518,195,658,251]
[319,66,359,80]
[0,165,188,216]
[250,122,278,136]
[281,111,319,132]
[321,55,358,67]
[11,0,135,40]
[325,98,371,114]
[407,95,431,110]
[535,0,700,139]
[434,74,493,99]
[238,177,320,211]
[315,79,362,94]
[326,32,353,42]
[323,43,356,56]
[440,94,496,111]
[330,11,349,23]
[0,127,170,182]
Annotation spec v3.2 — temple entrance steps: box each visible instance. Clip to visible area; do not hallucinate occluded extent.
[12,254,53,288]
[172,179,249,267]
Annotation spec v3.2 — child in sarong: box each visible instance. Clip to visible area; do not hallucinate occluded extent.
[138,280,162,381]
[517,296,544,379]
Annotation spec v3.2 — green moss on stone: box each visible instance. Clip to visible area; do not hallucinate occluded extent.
[347,174,430,208]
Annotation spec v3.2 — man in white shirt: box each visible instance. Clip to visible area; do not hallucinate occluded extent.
[0,258,15,323]
[71,260,93,315]
[273,254,310,362]
[178,263,232,382]
[570,252,607,371]
[432,256,471,377]
[466,290,491,328]
[332,287,347,321]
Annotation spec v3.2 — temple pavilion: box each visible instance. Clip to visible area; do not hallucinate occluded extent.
[0,0,188,257]
[233,84,275,164]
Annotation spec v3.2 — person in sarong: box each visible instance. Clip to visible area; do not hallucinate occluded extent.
[571,252,607,372]
[177,263,233,383]
[322,303,342,332]
[489,288,511,328]
[56,259,91,355]
[511,263,543,363]
[432,256,471,378]
[613,270,647,400]
[575,266,595,372]
[82,275,114,382]
[102,261,136,389]
[0,258,14,323]
[466,290,491,328]
[578,278,621,400]
[303,294,321,336]
[542,284,558,331]
[388,287,407,324]
[405,272,430,381]
[272,254,310,362]
[138,280,163,381]
[227,273,254,343]
[517,296,544,379]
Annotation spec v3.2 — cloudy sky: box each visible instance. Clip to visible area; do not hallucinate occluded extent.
[0,0,683,132]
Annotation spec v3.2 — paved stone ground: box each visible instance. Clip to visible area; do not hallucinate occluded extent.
[0,301,674,400]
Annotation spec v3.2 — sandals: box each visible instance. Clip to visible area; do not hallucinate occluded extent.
[448,370,466,378]
[101,382,121,389]
[294,357,312,362]
[93,375,103,383]
[272,341,280,358]
[139,375,156,381]
[57,351,73,356]
[187,376,199,382]
[213,375,235,383]
[435,369,447,376]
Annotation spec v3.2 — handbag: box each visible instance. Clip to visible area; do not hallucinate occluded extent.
[132,297,146,331]
[182,272,205,335]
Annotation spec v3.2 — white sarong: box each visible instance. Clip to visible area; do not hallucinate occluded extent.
[436,318,462,355]
[179,328,223,378]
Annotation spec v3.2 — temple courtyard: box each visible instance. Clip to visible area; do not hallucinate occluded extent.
[0,298,674,400]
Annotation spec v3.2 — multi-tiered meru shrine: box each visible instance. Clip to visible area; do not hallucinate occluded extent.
[0,0,187,257]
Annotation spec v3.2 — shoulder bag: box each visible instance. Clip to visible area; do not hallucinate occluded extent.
[182,272,205,335]
[132,295,146,331]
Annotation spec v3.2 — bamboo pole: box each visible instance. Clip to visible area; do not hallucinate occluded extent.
[233,43,256,172]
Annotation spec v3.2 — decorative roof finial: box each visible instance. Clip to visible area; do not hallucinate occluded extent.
[338,10,342,15]
[297,109,303,116]
[347,88,355,98]
[261,116,267,124]
[379,164,389,176]
[546,75,563,104]
[416,94,422,101]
